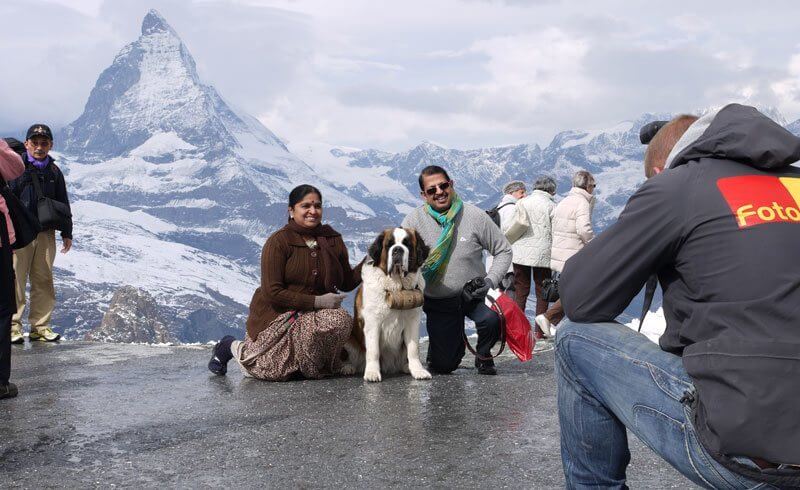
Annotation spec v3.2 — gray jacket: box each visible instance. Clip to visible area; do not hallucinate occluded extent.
[402,202,512,299]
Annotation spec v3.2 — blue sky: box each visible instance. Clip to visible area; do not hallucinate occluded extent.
[3,0,800,151]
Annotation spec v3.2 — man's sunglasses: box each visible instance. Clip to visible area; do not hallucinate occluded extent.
[424,181,451,196]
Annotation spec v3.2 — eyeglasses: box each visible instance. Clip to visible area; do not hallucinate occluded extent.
[424,181,451,196]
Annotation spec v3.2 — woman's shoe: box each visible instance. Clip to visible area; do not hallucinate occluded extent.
[208,336,235,375]
[535,314,552,338]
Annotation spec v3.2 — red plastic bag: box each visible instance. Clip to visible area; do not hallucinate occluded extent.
[489,292,535,362]
[463,291,535,362]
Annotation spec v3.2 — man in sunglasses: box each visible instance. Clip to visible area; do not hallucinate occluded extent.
[402,165,512,375]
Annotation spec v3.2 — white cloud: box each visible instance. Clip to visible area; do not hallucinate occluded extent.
[771,52,800,115]
[2,0,800,150]
[466,29,593,118]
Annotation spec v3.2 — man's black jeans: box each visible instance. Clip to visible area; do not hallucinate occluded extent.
[423,295,501,373]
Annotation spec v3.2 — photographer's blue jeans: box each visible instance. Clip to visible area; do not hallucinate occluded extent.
[555,320,768,489]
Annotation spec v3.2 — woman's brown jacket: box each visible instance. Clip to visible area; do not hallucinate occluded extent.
[245,225,362,339]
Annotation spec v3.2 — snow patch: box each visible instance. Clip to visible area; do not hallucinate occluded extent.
[624,307,666,344]
[72,200,177,234]
[129,132,196,157]
[164,198,217,209]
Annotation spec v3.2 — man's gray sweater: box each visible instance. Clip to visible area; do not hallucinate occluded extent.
[402,202,512,299]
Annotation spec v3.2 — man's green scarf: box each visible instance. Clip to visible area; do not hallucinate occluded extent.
[422,193,463,284]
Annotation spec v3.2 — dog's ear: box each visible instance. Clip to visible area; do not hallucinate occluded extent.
[414,229,430,270]
[368,232,385,265]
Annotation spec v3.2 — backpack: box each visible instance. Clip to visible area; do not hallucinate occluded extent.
[3,138,26,158]
[486,202,514,227]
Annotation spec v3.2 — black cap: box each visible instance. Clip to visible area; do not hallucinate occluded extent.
[26,124,53,141]
[639,120,669,145]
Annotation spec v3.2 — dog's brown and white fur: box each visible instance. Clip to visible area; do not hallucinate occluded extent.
[342,227,431,382]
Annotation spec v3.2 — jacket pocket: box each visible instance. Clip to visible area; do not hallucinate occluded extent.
[683,338,800,465]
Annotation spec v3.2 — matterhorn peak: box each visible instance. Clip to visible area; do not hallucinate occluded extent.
[60,9,286,161]
[141,9,176,36]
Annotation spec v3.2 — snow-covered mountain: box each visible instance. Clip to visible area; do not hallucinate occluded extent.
[297,115,668,232]
[51,10,395,341]
[46,10,800,342]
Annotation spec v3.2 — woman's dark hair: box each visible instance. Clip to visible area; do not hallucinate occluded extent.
[288,184,322,208]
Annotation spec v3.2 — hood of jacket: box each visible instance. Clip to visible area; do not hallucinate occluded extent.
[667,103,800,171]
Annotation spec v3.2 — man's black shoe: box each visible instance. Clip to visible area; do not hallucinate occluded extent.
[208,335,235,376]
[475,358,497,376]
[0,383,18,399]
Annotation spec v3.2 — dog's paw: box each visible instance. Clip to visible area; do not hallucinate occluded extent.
[363,367,382,382]
[340,363,357,376]
[411,368,432,380]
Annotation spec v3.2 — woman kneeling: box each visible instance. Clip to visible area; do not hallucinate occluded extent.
[208,184,362,380]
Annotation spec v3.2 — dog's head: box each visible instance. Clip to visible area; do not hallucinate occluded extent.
[368,227,430,276]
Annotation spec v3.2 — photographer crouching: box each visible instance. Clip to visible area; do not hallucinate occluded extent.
[554,105,800,488]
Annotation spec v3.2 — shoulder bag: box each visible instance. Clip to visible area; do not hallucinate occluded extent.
[30,171,71,231]
[504,203,530,244]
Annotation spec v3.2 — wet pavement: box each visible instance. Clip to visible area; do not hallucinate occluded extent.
[2,340,695,488]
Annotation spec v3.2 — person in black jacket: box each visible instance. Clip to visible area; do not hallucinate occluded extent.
[8,124,72,343]
[554,104,800,489]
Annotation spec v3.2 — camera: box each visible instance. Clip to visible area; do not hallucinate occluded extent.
[639,120,669,145]
[461,276,486,304]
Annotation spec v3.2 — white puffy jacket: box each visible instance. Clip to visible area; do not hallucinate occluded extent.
[486,193,517,274]
[550,187,595,273]
[510,190,555,268]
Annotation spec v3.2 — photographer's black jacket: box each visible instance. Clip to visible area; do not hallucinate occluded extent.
[9,157,73,239]
[560,104,800,486]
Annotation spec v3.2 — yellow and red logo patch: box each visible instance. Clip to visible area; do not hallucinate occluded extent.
[717,176,800,228]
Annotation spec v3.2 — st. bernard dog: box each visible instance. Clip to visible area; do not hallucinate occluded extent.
[342,227,431,382]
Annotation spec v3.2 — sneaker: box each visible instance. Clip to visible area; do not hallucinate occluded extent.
[0,383,18,400]
[535,314,552,338]
[208,335,235,376]
[29,327,61,342]
[475,358,497,376]
[10,330,24,344]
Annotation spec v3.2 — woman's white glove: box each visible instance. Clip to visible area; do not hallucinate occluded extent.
[314,292,347,310]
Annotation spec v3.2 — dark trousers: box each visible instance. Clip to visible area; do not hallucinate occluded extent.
[423,295,501,373]
[512,264,551,316]
[0,243,15,385]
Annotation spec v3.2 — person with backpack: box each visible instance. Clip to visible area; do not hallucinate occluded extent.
[0,139,25,399]
[555,105,800,488]
[8,124,73,343]
[485,180,526,291]
[509,176,557,339]
[402,165,512,375]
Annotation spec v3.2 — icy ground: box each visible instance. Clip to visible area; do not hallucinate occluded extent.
[1,339,694,488]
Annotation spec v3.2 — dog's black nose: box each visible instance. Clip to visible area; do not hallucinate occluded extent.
[392,247,404,258]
